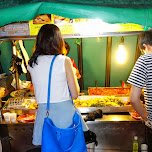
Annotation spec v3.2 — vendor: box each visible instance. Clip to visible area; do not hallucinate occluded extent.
[127,30,152,151]
[63,42,81,79]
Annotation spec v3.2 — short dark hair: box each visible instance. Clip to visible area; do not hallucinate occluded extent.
[139,29,152,50]
[64,41,70,55]
[29,24,63,67]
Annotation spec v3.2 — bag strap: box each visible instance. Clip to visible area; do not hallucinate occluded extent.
[68,87,74,105]
[46,55,74,115]
[47,55,57,112]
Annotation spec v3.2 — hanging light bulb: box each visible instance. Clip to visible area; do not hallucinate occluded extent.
[13,45,17,56]
[116,37,127,64]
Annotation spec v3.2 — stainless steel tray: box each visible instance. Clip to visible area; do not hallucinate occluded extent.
[1,105,134,116]
[78,106,134,113]
[2,97,36,110]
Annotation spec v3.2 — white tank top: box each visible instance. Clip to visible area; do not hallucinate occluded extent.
[27,55,71,103]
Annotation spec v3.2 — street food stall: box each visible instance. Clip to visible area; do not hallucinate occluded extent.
[0,1,151,152]
[0,85,146,152]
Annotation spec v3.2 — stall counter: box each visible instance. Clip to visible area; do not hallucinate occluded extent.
[0,114,146,152]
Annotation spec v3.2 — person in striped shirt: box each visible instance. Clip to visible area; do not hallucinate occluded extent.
[127,30,152,151]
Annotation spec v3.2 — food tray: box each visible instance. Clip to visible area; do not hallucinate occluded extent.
[17,113,36,123]
[129,111,142,120]
[88,87,130,96]
[75,95,133,113]
[78,106,134,114]
[78,95,129,102]
[2,97,36,110]
[1,106,134,115]
[10,89,35,97]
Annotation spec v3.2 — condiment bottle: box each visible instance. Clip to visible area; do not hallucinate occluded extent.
[133,136,138,152]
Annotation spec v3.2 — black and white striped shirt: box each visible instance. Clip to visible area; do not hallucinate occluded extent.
[127,53,152,129]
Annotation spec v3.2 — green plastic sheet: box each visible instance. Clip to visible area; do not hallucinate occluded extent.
[0,1,152,27]
[1,0,152,9]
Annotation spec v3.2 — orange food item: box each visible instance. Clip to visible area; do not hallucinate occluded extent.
[17,114,36,122]
[88,87,130,96]
[131,111,141,120]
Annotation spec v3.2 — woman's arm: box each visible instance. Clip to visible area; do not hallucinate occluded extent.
[65,57,80,99]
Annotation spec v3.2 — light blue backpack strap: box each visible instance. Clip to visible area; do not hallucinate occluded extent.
[47,55,57,112]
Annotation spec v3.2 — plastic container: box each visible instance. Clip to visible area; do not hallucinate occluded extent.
[10,113,17,123]
[87,142,95,152]
[141,144,148,152]
[3,112,11,123]
[133,136,138,152]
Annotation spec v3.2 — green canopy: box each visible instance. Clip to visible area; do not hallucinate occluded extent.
[0,1,152,27]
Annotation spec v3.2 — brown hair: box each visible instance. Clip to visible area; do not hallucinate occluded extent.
[29,24,63,67]
[64,41,70,55]
[139,29,152,50]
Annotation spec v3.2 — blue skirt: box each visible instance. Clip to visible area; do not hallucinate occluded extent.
[32,100,88,146]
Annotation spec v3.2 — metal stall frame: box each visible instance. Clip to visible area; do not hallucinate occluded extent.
[0,31,142,91]
[0,31,146,152]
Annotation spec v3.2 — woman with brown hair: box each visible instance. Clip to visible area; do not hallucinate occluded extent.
[27,24,88,146]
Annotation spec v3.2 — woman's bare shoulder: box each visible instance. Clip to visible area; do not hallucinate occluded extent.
[65,56,71,64]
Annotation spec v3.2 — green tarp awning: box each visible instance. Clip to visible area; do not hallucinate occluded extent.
[0,1,152,27]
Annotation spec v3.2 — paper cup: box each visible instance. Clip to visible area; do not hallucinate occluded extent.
[141,144,148,151]
[10,113,17,123]
[3,112,10,123]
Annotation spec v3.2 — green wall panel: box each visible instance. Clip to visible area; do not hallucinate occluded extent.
[64,38,78,68]
[0,41,12,75]
[0,40,36,81]
[110,36,137,87]
[0,36,138,90]
[82,37,107,90]
[23,40,36,58]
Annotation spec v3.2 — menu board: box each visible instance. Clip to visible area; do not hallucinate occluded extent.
[0,23,30,36]
[29,15,144,36]
[0,14,144,37]
[29,14,74,35]
[29,14,53,36]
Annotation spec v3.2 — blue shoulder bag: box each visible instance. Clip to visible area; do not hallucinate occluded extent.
[41,55,87,152]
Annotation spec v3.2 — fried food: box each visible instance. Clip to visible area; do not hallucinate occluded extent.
[22,99,38,109]
[0,87,5,97]
[74,96,128,107]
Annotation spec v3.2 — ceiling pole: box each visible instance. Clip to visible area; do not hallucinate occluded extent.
[105,37,112,87]
[0,31,142,41]
[134,35,141,63]
[77,38,84,91]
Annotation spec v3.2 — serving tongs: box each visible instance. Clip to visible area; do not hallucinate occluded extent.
[121,81,125,90]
